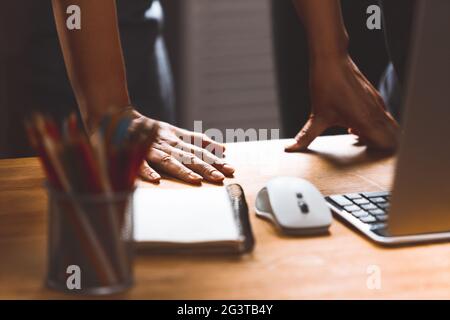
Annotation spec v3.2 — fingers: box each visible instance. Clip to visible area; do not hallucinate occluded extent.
[175,140,235,176]
[176,128,226,155]
[346,60,399,150]
[139,161,161,183]
[285,116,329,152]
[147,148,203,185]
[155,143,226,183]
[357,113,400,150]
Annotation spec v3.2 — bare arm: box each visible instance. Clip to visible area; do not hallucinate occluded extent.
[51,0,234,184]
[287,0,399,151]
[293,0,349,61]
[52,0,130,130]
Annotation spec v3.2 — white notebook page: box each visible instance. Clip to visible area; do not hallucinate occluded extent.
[133,187,240,243]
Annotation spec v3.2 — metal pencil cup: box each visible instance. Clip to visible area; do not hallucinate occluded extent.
[46,187,135,295]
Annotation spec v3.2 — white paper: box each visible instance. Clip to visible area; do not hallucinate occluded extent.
[133,187,240,243]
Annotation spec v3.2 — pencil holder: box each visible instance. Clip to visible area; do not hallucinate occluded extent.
[46,187,135,295]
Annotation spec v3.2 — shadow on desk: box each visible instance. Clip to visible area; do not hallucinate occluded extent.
[306,137,395,169]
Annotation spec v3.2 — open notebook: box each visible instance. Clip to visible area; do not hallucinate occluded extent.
[133,184,254,254]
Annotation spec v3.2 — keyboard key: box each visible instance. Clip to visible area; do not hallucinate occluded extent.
[329,195,353,207]
[361,203,378,210]
[376,215,388,222]
[377,202,390,209]
[351,210,369,218]
[371,223,387,231]
[369,209,385,216]
[362,191,390,198]
[354,198,370,205]
[344,205,361,212]
[345,193,362,200]
[360,215,377,224]
[370,197,386,203]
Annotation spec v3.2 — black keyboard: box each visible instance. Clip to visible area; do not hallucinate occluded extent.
[326,191,390,236]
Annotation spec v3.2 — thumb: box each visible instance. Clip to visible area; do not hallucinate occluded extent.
[285,116,328,152]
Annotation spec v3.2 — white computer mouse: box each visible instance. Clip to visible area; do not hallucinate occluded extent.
[255,177,332,235]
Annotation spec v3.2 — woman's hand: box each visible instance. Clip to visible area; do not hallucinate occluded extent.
[126,110,234,185]
[285,55,400,152]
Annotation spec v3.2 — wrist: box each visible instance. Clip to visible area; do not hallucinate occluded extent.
[84,104,136,134]
[309,55,356,91]
[310,51,352,73]
[308,31,350,64]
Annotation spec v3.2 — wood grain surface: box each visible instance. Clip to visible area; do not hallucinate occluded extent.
[1,135,449,299]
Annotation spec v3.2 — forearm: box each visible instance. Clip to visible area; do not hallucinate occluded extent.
[52,0,130,130]
[292,0,349,62]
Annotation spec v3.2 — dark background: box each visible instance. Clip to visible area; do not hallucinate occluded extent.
[0,0,390,158]
[271,0,389,137]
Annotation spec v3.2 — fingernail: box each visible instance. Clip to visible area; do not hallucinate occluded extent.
[285,144,295,151]
[189,172,203,181]
[222,164,235,174]
[210,170,225,180]
[150,172,160,180]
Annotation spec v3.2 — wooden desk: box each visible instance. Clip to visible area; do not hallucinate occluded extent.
[1,135,449,299]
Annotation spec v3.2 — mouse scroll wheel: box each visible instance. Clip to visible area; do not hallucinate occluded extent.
[300,203,309,214]
[296,193,309,214]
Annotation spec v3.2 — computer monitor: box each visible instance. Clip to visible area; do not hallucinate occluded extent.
[326,0,450,245]
[389,0,450,236]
